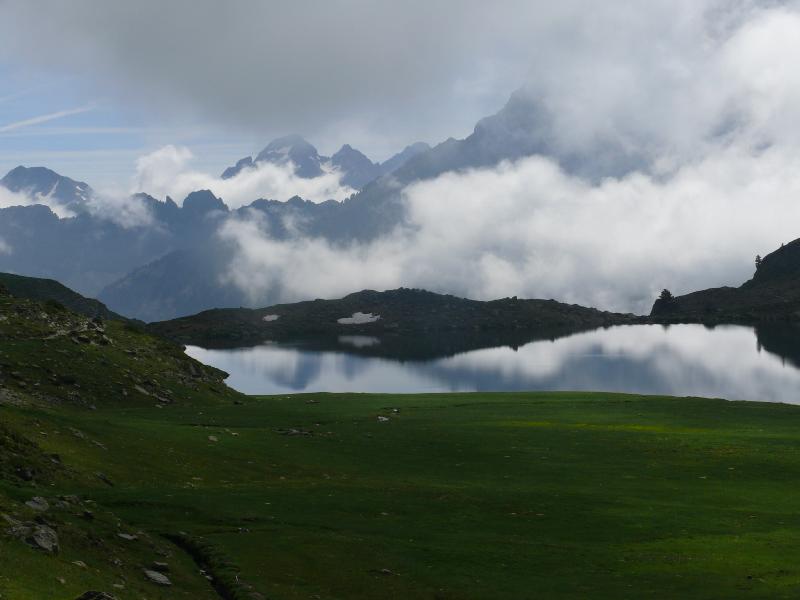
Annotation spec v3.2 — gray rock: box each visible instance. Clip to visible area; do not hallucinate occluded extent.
[143,569,172,586]
[117,532,138,541]
[74,592,119,600]
[3,514,32,539]
[25,496,50,511]
[29,524,59,554]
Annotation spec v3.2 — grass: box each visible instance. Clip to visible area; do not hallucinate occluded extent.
[4,290,800,598]
[4,392,800,598]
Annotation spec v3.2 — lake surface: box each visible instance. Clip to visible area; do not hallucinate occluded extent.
[185,324,800,403]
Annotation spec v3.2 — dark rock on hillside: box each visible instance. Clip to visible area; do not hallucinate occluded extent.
[650,237,800,323]
[148,287,638,349]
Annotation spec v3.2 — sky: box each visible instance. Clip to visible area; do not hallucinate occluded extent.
[0,0,793,189]
[0,0,529,188]
[2,0,800,313]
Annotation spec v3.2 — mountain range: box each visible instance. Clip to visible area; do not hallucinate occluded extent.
[0,88,707,321]
[221,135,431,190]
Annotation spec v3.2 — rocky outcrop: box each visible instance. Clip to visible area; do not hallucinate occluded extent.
[650,238,800,323]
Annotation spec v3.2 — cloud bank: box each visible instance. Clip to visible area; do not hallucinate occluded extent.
[220,142,800,314]
[208,4,800,314]
[4,0,788,156]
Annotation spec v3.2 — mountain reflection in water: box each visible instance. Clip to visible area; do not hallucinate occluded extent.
[186,324,800,403]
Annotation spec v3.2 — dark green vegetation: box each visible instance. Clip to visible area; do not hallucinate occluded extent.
[5,288,800,598]
[0,273,129,322]
[651,237,800,323]
[148,287,637,349]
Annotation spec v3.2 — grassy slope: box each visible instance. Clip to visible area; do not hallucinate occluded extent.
[0,272,129,322]
[0,289,242,599]
[4,291,800,598]
[4,392,800,599]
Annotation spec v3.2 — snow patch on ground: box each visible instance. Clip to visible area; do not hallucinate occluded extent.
[262,314,280,322]
[337,312,380,325]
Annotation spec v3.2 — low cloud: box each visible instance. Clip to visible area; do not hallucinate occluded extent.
[0,186,75,218]
[0,177,155,227]
[220,141,800,314]
[85,191,155,229]
[211,6,800,315]
[0,236,12,255]
[132,145,356,207]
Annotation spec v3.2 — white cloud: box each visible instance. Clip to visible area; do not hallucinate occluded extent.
[0,104,95,133]
[218,214,405,304]
[85,190,154,229]
[4,1,783,157]
[205,5,800,314]
[219,140,800,314]
[0,236,11,255]
[132,145,356,207]
[0,186,75,218]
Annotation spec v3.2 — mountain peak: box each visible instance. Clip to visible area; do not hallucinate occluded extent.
[261,134,314,153]
[181,190,228,215]
[331,144,380,189]
[1,165,92,213]
[254,135,324,179]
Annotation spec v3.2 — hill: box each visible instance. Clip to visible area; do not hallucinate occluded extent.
[147,287,639,348]
[651,237,800,322]
[0,272,129,322]
[7,284,800,597]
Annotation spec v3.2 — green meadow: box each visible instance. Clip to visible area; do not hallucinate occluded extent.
[4,391,800,599]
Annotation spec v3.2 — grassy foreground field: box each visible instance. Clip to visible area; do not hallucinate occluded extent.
[4,391,800,599]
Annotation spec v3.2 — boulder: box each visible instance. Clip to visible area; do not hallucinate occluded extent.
[29,524,59,554]
[25,496,50,511]
[143,569,172,586]
[150,561,170,572]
